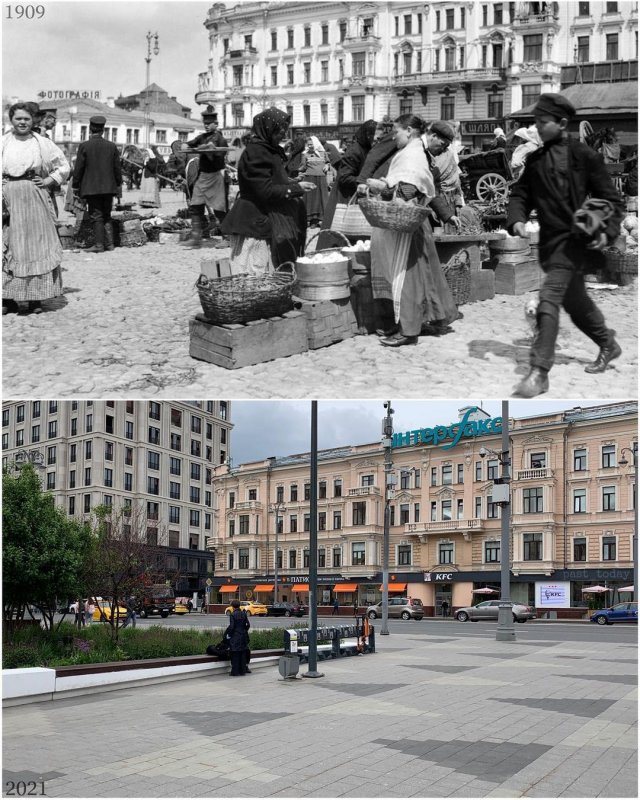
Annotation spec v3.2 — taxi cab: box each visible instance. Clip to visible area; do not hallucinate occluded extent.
[224,600,268,616]
[93,600,128,622]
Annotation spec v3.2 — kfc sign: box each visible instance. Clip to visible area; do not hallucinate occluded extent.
[535,582,570,608]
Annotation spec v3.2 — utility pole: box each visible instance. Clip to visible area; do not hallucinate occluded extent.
[381,402,394,636]
[496,400,516,642]
[304,401,323,679]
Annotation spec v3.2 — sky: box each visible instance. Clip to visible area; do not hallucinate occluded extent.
[228,399,610,466]
[2,0,212,114]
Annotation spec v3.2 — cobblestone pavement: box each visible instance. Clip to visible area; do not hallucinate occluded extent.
[2,627,637,798]
[3,189,636,399]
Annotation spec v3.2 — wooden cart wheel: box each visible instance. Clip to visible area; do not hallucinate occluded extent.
[476,173,508,202]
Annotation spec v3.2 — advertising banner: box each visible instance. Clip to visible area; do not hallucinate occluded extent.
[536,582,571,608]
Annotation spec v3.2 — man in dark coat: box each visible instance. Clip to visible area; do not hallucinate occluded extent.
[227,599,251,676]
[507,93,624,397]
[72,115,122,252]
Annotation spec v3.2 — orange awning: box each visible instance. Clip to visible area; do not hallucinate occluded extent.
[380,583,407,592]
[253,584,274,592]
[291,584,309,592]
[333,583,358,593]
[219,584,238,592]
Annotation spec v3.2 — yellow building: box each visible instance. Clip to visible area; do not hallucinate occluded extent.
[209,402,636,617]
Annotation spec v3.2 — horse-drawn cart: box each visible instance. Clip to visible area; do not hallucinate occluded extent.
[458,148,513,203]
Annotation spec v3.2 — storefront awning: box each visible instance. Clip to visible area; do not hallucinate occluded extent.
[333,583,358,592]
[219,584,238,592]
[291,584,309,592]
[253,584,274,592]
[381,583,407,592]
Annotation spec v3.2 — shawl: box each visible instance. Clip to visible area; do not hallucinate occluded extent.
[384,137,435,199]
[308,135,325,156]
[251,107,291,158]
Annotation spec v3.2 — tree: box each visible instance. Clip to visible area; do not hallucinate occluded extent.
[2,463,93,631]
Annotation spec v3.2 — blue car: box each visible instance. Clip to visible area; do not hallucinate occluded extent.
[590,601,637,625]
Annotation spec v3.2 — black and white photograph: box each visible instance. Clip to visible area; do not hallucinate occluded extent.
[2,0,637,398]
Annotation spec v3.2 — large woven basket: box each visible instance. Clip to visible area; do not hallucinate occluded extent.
[604,247,638,274]
[359,188,429,234]
[442,250,471,306]
[195,263,296,325]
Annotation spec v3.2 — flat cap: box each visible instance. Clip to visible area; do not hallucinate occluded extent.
[533,93,576,120]
[201,104,217,120]
[431,120,455,142]
[89,115,107,126]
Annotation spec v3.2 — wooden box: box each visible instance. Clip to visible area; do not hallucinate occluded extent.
[469,270,495,302]
[199,257,232,279]
[293,295,358,349]
[189,311,308,369]
[494,258,543,295]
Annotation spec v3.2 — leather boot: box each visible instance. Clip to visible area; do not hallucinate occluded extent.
[585,336,622,374]
[183,214,203,248]
[104,221,115,251]
[513,368,549,398]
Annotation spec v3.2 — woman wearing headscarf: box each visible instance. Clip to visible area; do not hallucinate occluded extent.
[489,127,507,150]
[299,135,330,226]
[139,147,161,207]
[285,135,306,178]
[220,107,316,274]
[2,101,69,314]
[510,125,542,181]
[358,114,457,347]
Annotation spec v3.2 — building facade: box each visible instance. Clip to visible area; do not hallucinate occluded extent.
[195,1,637,148]
[2,400,232,594]
[209,402,637,616]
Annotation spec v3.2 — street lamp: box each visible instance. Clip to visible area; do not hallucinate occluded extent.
[144,31,160,149]
[269,501,284,602]
[67,105,77,146]
[619,445,638,600]
[380,401,395,636]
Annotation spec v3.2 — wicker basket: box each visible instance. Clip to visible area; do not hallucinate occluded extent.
[359,188,429,233]
[118,228,147,247]
[143,224,162,242]
[604,247,638,274]
[195,262,296,325]
[442,250,471,306]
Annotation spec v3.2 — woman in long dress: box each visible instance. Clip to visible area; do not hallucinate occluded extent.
[361,114,457,347]
[2,101,69,314]
[299,136,329,227]
[139,147,161,208]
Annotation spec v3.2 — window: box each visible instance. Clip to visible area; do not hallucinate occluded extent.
[318,511,326,531]
[124,472,132,492]
[333,510,342,530]
[31,424,40,443]
[602,536,616,561]
[485,540,500,563]
[69,470,76,489]
[318,547,326,567]
[606,33,618,61]
[442,464,453,485]
[573,448,587,471]
[457,464,464,484]
[398,544,411,566]
[523,532,542,560]
[70,443,76,462]
[190,487,200,504]
[229,492,235,508]
[487,459,499,480]
[578,1,590,14]
[46,472,55,490]
[122,447,132,467]
[339,20,347,41]
[573,537,587,561]
[602,445,616,468]
[494,3,503,24]
[400,503,410,524]
[104,468,113,488]
[239,515,250,534]
[321,104,328,125]
[171,433,182,451]
[85,414,92,433]
[390,506,396,526]
[321,23,328,45]
[353,501,366,525]
[352,95,365,122]
[147,502,159,520]
[169,481,180,499]
[219,401,228,420]
[84,467,91,486]
[442,500,452,521]
[352,542,365,565]
[148,476,159,495]
[522,82,542,106]
[431,501,437,521]
[49,401,58,413]
[475,496,482,518]
[602,486,616,511]
[573,489,587,513]
[84,494,91,513]
[171,408,182,427]
[148,451,160,470]
[205,491,211,507]
[438,542,454,564]
[271,29,277,50]
[303,62,311,83]
[334,478,342,497]
[148,402,161,420]
[441,93,455,120]
[303,104,310,126]
[319,480,327,499]
[523,487,543,513]
[32,401,41,418]
[105,415,114,435]
[361,474,374,487]
[190,510,200,527]
[85,440,92,459]
[523,33,542,61]
[353,52,366,77]
[170,457,181,475]
[488,91,503,118]
[191,415,202,434]
[123,420,133,440]
[304,513,311,532]
[304,483,311,500]
[270,65,278,86]
[487,495,499,518]
[333,547,342,567]
[48,420,57,438]
[457,499,464,519]
[431,467,438,486]
[289,549,297,569]
[68,496,75,515]
[148,426,160,445]
[576,36,589,63]
[475,461,482,481]
[16,405,25,423]
[290,484,298,501]
[287,28,294,48]
[290,514,298,533]
[239,548,249,569]
[460,6,465,28]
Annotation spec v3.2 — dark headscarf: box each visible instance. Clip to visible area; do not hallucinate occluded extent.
[355,119,378,151]
[286,135,307,176]
[250,107,291,157]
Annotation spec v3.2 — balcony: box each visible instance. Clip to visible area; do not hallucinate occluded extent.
[560,60,638,86]
[348,486,381,497]
[225,47,258,62]
[516,468,555,481]
[235,500,262,511]
[342,34,382,52]
[394,67,506,88]
[513,11,559,27]
[404,519,483,535]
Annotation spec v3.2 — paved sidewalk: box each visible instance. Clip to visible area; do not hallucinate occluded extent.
[2,190,637,399]
[3,628,637,798]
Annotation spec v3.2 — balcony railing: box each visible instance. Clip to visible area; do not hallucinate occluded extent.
[513,12,559,24]
[235,500,262,511]
[560,60,637,85]
[393,67,506,87]
[348,486,381,497]
[404,519,483,535]
[516,468,554,480]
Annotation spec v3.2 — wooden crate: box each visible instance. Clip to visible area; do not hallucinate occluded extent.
[469,270,495,302]
[189,311,308,369]
[199,257,232,279]
[293,294,358,349]
[494,258,543,295]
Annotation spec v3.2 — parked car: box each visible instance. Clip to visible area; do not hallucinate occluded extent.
[93,600,128,622]
[224,600,268,616]
[366,597,424,621]
[173,603,189,615]
[590,601,638,625]
[266,601,306,618]
[455,600,536,623]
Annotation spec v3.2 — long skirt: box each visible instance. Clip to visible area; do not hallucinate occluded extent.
[303,174,329,224]
[229,236,274,276]
[371,221,457,337]
[2,179,63,302]
[139,175,160,207]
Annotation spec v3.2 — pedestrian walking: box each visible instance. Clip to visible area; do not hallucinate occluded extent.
[121,596,137,629]
[507,93,624,397]
[299,136,330,226]
[70,599,79,625]
[353,600,359,617]
[187,598,193,613]
[85,597,96,626]
[76,598,86,628]
[332,597,340,616]
[2,101,69,315]
[227,599,251,676]
[441,599,449,618]
[72,115,122,253]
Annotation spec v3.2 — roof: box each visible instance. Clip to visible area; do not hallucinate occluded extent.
[508,82,638,118]
[148,111,201,132]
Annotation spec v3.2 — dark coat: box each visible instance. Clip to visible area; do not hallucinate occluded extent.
[227,608,250,652]
[356,133,397,182]
[507,136,624,269]
[73,135,122,197]
[186,130,228,172]
[425,150,454,224]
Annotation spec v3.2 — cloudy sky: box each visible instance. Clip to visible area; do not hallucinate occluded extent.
[3,1,212,113]
[228,400,606,466]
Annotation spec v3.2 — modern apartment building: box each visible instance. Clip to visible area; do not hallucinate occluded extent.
[195,1,637,148]
[209,402,637,616]
[2,400,232,595]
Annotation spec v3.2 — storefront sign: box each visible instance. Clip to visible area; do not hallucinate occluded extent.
[536,582,570,608]
[393,407,502,451]
[461,120,502,135]
[556,568,633,581]
[424,572,458,582]
[38,90,101,100]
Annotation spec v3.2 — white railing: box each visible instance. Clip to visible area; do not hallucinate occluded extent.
[348,486,381,496]
[404,519,482,534]
[516,468,554,480]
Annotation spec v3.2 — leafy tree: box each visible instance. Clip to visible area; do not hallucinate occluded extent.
[3,463,93,632]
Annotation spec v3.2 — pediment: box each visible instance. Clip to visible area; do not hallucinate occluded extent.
[434,486,456,498]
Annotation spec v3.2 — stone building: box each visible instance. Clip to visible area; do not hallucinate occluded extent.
[209,401,637,616]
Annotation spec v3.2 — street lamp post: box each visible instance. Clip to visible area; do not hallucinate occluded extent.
[144,31,159,149]
[619,445,638,600]
[380,402,395,636]
[270,501,284,603]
